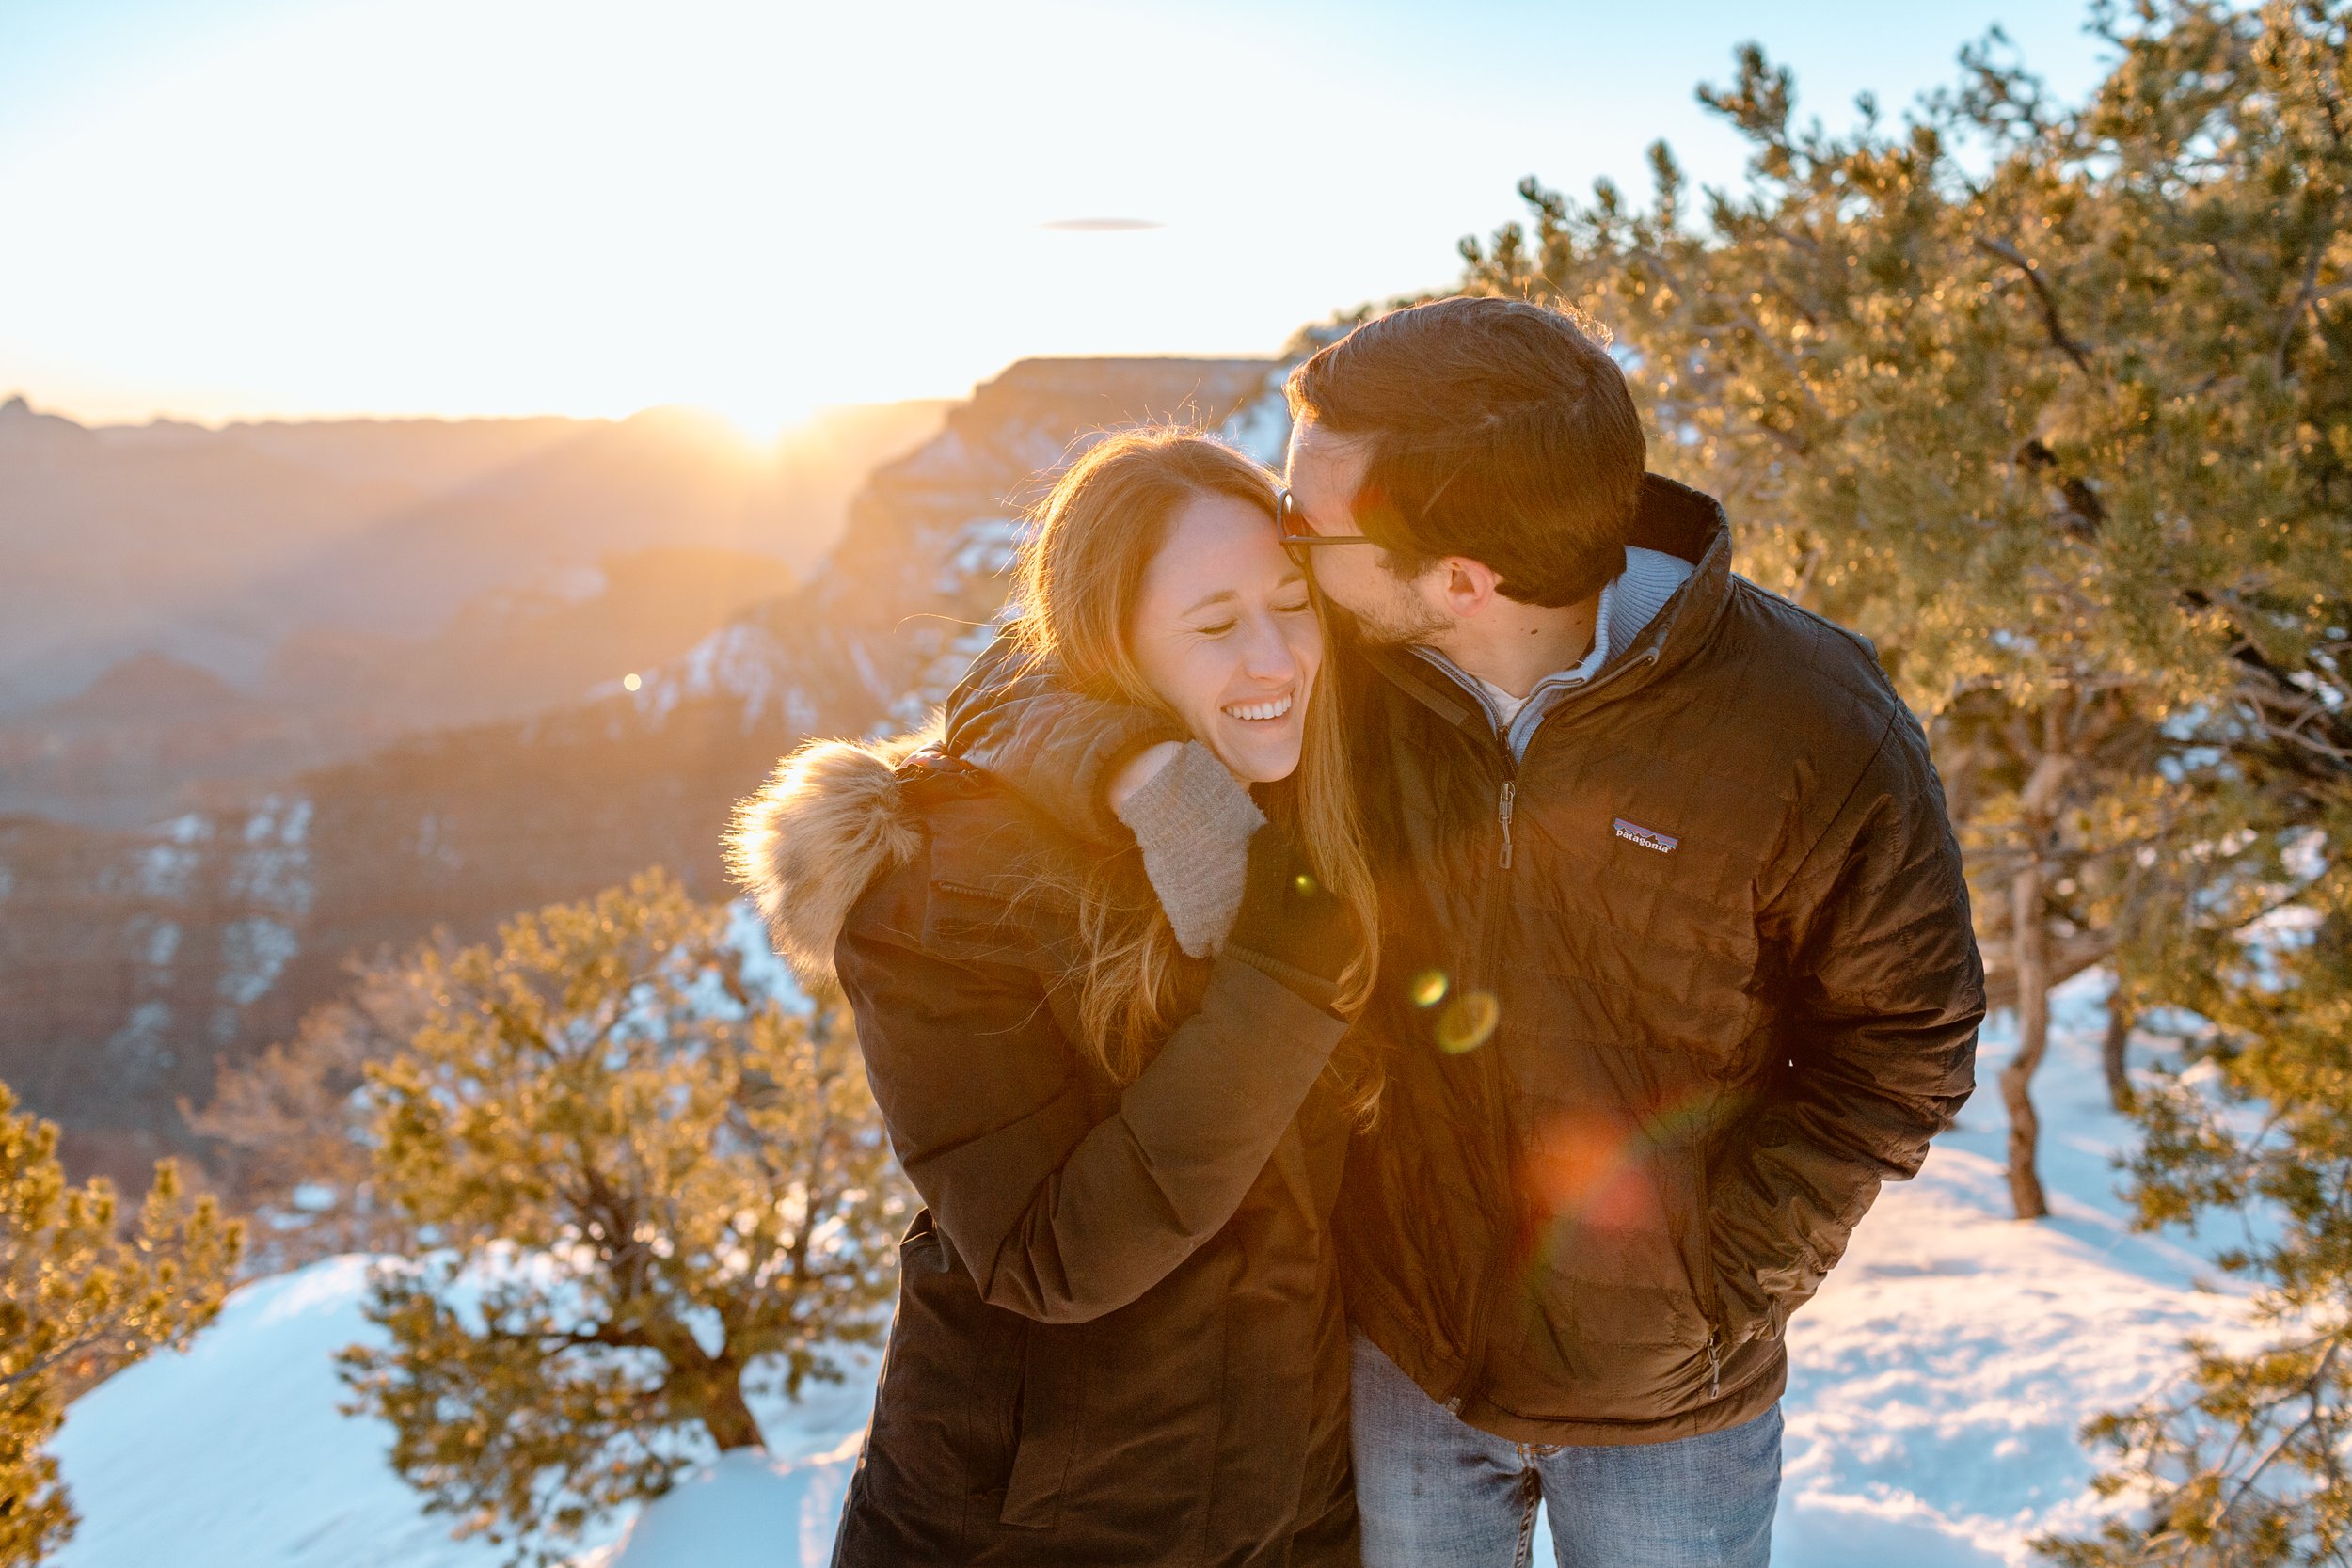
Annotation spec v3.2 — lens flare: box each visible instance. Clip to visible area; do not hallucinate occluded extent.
[1516,1087,1742,1259]
[1523,1111,1661,1231]
[1408,969,1450,1007]
[1435,990,1500,1053]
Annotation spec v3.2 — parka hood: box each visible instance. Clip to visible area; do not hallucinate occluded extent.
[724,722,938,990]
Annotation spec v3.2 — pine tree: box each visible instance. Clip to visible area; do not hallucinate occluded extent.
[0,1085,242,1565]
[1457,0,2351,1225]
[190,950,437,1271]
[335,869,906,1567]
[1464,0,2352,1552]
[2047,882,2352,1563]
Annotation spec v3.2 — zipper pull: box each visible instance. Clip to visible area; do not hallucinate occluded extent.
[1497,781,1516,869]
[1705,1330,1723,1399]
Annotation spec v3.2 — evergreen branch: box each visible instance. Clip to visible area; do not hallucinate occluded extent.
[1974,236,2095,373]
[2277,223,2337,380]
[485,1323,664,1354]
[2203,1339,2343,1538]
[1626,241,1831,441]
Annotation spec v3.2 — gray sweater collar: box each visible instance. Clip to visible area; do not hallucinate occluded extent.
[1409,546,1695,760]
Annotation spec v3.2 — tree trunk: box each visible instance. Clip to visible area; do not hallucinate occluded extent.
[2000,860,2052,1220]
[695,1362,766,1452]
[2102,995,2134,1113]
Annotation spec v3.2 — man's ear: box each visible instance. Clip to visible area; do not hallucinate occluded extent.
[1436,556,1504,620]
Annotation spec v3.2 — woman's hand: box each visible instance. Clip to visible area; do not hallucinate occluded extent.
[1111,741,1265,958]
[1106,740,1184,816]
[1223,821,1364,1017]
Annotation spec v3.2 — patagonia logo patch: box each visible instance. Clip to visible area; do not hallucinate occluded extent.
[1613,817,1679,854]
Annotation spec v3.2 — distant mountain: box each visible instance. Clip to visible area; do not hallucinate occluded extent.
[259,545,800,730]
[0,395,946,826]
[0,356,1280,1189]
[43,652,253,724]
[0,656,312,834]
[0,396,946,712]
[0,398,446,711]
[0,547,803,829]
[222,404,929,645]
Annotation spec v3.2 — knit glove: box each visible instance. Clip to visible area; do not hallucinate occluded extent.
[1224,821,1361,1017]
[1111,740,1265,958]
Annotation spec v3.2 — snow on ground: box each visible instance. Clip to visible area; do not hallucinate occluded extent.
[49,1258,520,1568]
[46,1258,878,1568]
[1769,974,2256,1566]
[585,1441,864,1568]
[50,972,2256,1568]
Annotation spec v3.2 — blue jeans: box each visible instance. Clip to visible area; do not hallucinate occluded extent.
[1351,1334,1781,1568]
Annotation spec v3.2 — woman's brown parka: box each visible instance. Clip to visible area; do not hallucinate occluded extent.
[734,735,1360,1567]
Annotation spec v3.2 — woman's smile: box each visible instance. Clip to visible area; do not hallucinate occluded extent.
[1220,691,1295,722]
[1131,493,1323,784]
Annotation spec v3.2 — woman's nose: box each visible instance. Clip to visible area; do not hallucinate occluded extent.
[1237,616,1298,682]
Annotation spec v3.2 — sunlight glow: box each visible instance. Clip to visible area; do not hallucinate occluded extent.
[0,0,2112,428]
[0,0,1330,430]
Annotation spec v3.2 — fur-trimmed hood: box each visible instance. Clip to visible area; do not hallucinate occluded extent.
[724,723,939,990]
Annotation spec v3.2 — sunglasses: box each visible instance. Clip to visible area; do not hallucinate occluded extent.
[1276,486,1375,548]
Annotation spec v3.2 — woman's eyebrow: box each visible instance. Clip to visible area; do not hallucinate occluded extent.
[1181,588,1241,617]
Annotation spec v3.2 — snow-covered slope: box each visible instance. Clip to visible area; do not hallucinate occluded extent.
[50,974,2247,1568]
[47,1253,879,1568]
[1771,980,2253,1565]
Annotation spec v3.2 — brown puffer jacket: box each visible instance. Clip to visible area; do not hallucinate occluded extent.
[732,736,1360,1566]
[944,474,1985,1448]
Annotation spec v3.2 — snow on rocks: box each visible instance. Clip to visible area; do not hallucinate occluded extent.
[50,971,2258,1568]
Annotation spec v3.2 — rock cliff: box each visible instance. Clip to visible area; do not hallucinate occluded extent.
[0,356,1284,1184]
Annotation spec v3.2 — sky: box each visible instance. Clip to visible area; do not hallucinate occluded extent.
[0,0,2116,436]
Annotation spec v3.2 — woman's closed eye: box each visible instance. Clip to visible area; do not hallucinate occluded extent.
[1192,618,1237,639]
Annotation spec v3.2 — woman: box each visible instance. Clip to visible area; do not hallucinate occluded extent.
[728,428,1381,1567]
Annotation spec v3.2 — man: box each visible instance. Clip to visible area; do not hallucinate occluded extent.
[945,295,1983,1566]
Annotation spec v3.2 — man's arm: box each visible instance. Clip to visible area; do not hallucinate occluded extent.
[1708,710,1985,1341]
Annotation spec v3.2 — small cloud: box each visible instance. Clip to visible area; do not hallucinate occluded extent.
[1040,217,1164,232]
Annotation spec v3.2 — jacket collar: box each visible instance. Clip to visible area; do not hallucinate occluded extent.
[1360,473,1736,736]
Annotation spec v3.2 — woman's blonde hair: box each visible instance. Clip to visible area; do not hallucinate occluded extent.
[1009,426,1382,1120]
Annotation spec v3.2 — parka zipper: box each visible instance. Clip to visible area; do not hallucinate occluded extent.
[1496,781,1517,869]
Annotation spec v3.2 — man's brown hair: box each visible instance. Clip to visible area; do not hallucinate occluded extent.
[1284,296,1646,607]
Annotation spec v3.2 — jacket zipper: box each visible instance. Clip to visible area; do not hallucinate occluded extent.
[1446,757,1518,1415]
[1690,1136,1728,1400]
[1378,629,1679,1418]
